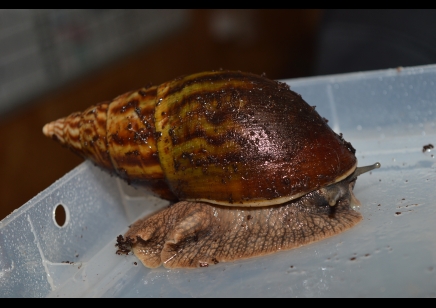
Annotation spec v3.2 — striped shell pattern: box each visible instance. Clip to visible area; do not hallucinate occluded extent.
[43,70,357,206]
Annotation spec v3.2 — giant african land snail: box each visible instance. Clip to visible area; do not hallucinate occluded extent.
[43,70,380,268]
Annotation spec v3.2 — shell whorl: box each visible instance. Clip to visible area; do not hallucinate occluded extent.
[154,71,357,206]
[43,103,112,170]
[42,87,177,200]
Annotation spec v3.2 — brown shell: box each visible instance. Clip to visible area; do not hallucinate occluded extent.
[43,70,357,206]
[42,86,177,201]
[154,71,357,206]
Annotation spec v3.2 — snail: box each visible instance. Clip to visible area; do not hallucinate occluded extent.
[43,70,380,269]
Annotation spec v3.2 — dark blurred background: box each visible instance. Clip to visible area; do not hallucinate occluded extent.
[1,9,436,220]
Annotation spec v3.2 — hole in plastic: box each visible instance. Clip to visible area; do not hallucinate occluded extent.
[53,204,69,228]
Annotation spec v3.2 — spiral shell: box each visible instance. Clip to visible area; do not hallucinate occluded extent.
[43,70,357,206]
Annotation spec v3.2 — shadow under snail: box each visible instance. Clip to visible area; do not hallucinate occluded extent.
[43,70,380,269]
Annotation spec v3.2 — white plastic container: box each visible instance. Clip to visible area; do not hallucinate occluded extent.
[1,65,436,297]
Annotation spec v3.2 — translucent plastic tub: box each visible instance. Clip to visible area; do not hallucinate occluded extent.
[1,65,436,297]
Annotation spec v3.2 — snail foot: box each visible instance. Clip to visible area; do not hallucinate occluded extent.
[123,194,362,269]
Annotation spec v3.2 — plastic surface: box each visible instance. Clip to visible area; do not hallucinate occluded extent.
[1,65,436,297]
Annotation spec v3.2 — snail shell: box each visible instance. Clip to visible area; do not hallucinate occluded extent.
[43,70,380,268]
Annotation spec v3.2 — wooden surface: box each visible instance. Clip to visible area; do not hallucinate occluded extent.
[0,9,322,220]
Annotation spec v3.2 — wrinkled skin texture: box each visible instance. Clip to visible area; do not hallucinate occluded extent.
[123,179,361,269]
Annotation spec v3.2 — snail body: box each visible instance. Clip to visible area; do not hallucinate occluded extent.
[43,70,380,269]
